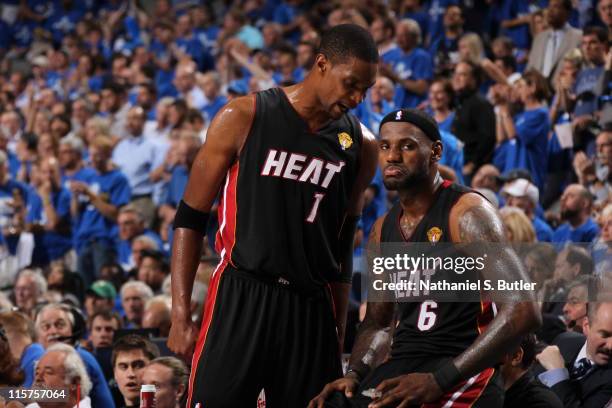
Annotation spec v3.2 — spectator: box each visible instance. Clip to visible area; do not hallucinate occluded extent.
[0,324,25,386]
[573,129,612,207]
[429,5,464,77]
[353,75,395,136]
[426,78,455,132]
[471,164,501,192]
[501,333,563,408]
[502,178,554,242]
[84,280,117,318]
[495,69,551,190]
[71,136,131,286]
[112,335,160,408]
[451,61,496,179]
[120,281,153,329]
[141,295,172,337]
[26,343,92,408]
[592,203,612,276]
[88,310,122,350]
[130,235,161,272]
[0,310,43,387]
[112,107,159,228]
[553,184,601,245]
[370,15,400,64]
[379,19,432,109]
[562,275,592,334]
[527,0,582,81]
[536,301,612,407]
[500,206,537,243]
[141,357,189,408]
[599,0,612,42]
[99,82,130,140]
[173,62,206,111]
[197,71,227,123]
[115,206,163,271]
[143,97,174,142]
[13,269,47,319]
[58,137,95,191]
[35,303,115,408]
[137,249,169,294]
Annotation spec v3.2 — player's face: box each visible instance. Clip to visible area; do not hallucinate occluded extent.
[378,122,437,190]
[584,303,612,366]
[318,56,377,120]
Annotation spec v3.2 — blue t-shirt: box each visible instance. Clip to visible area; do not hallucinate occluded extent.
[501,107,550,190]
[30,188,73,264]
[573,66,605,117]
[499,0,531,49]
[391,48,433,109]
[425,0,458,45]
[553,218,601,246]
[533,216,553,242]
[73,169,131,251]
[440,130,465,185]
[166,165,190,208]
[20,342,44,386]
[380,45,402,66]
[201,95,228,123]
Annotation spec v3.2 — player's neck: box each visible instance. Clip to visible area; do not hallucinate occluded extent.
[282,83,333,131]
[398,173,443,217]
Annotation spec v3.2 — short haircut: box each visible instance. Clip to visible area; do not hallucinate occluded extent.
[140,249,169,273]
[564,245,594,276]
[318,24,379,64]
[120,280,154,301]
[46,343,92,396]
[583,26,608,43]
[398,19,422,45]
[0,311,36,339]
[111,334,160,368]
[89,310,123,330]
[149,357,189,390]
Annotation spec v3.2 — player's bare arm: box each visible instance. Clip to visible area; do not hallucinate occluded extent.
[369,193,541,408]
[167,95,255,358]
[309,217,395,408]
[331,124,379,351]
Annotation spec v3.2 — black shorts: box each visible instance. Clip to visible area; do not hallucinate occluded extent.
[326,357,504,408]
[186,263,343,408]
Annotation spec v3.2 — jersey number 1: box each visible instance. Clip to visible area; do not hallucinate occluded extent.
[306,193,325,223]
[417,300,438,331]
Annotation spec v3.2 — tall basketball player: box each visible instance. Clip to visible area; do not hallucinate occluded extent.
[310,109,542,408]
[168,25,379,407]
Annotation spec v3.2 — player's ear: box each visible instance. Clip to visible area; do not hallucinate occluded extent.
[315,53,329,74]
[511,346,524,367]
[431,141,443,162]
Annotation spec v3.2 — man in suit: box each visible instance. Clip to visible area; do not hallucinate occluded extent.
[526,0,582,82]
[536,301,612,408]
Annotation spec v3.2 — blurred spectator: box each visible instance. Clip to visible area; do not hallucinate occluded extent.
[500,206,537,243]
[141,295,171,337]
[599,0,612,41]
[88,310,122,350]
[379,19,432,110]
[562,275,592,333]
[130,235,161,272]
[527,0,582,81]
[84,280,117,318]
[429,5,463,77]
[99,82,130,140]
[451,61,496,180]
[197,71,227,124]
[115,205,163,271]
[26,343,92,408]
[0,324,25,386]
[174,62,206,111]
[120,281,153,329]
[426,78,455,132]
[472,164,501,192]
[112,335,160,408]
[353,75,396,136]
[13,269,47,319]
[500,333,563,408]
[553,184,600,245]
[370,15,399,65]
[592,203,612,275]
[141,357,188,408]
[35,303,115,407]
[573,129,612,207]
[71,136,131,286]
[137,249,169,294]
[502,178,554,242]
[0,310,42,386]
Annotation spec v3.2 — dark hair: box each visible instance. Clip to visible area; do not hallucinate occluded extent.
[564,245,594,276]
[89,310,123,330]
[583,26,608,43]
[497,55,517,72]
[376,15,396,38]
[518,333,537,369]
[318,24,379,64]
[559,0,573,12]
[140,249,169,274]
[522,68,551,101]
[0,328,25,386]
[102,81,125,95]
[458,60,484,87]
[276,44,297,59]
[431,78,455,107]
[112,334,160,368]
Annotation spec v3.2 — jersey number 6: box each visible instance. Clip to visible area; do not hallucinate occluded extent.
[417,300,438,331]
[306,192,325,223]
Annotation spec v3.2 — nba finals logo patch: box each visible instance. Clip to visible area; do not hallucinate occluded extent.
[338,132,353,150]
[427,226,443,243]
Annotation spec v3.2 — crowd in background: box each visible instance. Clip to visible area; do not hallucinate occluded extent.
[0,0,610,407]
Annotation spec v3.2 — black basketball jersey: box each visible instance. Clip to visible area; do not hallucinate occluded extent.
[380,181,495,359]
[214,87,363,292]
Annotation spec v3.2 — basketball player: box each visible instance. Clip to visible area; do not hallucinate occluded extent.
[309,109,542,408]
[167,25,379,407]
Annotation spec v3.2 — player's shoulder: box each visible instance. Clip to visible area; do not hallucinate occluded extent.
[449,190,504,242]
[210,94,256,128]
